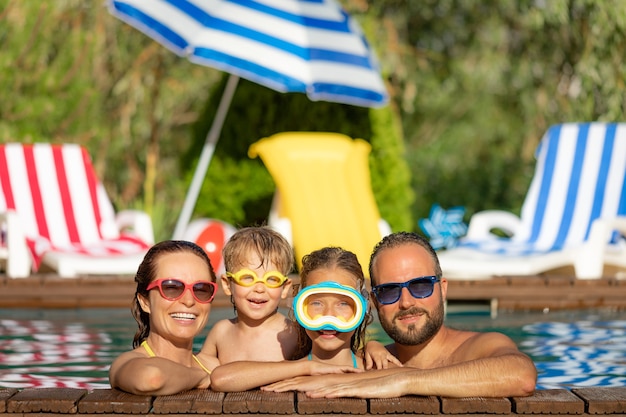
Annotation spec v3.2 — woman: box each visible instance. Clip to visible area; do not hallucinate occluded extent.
[109,240,220,395]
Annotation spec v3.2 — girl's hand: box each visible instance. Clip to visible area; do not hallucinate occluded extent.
[363,341,402,370]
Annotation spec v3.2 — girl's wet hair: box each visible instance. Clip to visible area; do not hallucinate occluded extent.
[292,246,373,359]
[222,226,294,275]
[131,240,216,348]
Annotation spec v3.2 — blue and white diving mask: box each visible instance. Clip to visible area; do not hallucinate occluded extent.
[293,282,367,333]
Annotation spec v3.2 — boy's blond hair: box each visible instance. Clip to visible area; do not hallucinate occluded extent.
[222,226,294,275]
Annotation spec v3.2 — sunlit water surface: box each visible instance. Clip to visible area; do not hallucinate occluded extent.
[1,307,624,390]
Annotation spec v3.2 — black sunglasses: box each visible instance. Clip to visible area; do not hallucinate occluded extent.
[371,276,440,305]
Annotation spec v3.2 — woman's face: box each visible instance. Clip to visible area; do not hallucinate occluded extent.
[140,251,213,346]
[303,267,359,354]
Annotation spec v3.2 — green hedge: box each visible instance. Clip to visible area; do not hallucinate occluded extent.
[187,77,414,232]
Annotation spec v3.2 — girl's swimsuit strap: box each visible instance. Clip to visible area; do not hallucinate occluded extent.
[141,340,211,374]
[307,351,358,369]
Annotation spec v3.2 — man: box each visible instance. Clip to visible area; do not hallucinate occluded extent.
[263,232,537,398]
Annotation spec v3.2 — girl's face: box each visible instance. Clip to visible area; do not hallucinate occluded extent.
[221,251,292,323]
[139,251,213,346]
[303,267,360,355]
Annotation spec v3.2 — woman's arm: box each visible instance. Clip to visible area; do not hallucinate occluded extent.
[109,351,210,395]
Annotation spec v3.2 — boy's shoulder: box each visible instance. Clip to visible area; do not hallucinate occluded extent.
[207,317,238,335]
[213,317,238,328]
[262,312,298,331]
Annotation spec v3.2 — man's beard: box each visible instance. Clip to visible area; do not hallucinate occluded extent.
[378,301,445,346]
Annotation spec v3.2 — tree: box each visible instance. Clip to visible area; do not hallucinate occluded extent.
[3,0,625,241]
[346,0,626,228]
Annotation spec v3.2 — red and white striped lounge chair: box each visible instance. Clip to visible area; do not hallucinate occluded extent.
[0,143,154,278]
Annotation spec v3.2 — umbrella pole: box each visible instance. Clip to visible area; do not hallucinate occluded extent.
[172,74,240,239]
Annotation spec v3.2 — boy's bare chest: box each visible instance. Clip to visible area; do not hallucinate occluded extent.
[218,328,290,363]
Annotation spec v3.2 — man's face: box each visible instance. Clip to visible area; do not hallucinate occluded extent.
[371,244,447,346]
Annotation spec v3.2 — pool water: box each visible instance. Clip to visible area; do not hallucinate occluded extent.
[1,308,624,390]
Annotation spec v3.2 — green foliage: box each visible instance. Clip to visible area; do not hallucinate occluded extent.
[187,76,413,231]
[0,1,220,240]
[345,0,626,228]
[3,0,626,241]
[369,106,415,231]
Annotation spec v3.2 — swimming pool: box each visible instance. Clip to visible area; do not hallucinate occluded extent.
[0,307,624,390]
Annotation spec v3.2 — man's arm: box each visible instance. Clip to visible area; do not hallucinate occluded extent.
[421,331,537,397]
[262,368,409,393]
[264,332,536,398]
[307,352,535,398]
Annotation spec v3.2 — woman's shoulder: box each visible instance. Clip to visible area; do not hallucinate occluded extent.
[109,346,148,374]
[116,345,148,360]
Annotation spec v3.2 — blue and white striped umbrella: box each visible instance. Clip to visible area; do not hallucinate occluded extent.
[107,0,388,238]
[109,0,387,107]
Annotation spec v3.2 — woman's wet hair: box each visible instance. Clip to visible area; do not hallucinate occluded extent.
[131,240,216,348]
[292,246,373,359]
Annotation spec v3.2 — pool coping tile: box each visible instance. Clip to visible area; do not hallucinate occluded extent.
[223,390,294,414]
[7,388,87,413]
[572,387,626,414]
[513,389,585,414]
[296,391,367,414]
[153,389,224,414]
[0,389,18,413]
[441,396,512,414]
[79,389,151,414]
[369,395,440,414]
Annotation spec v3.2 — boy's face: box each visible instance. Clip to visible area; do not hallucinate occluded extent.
[220,252,292,322]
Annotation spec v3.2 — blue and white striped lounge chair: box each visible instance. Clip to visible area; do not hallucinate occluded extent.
[438,122,626,280]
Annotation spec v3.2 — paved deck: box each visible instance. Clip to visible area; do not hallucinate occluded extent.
[1,273,625,311]
[1,387,625,416]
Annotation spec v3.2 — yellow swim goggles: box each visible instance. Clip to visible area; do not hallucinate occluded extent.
[226,269,289,288]
[293,282,367,333]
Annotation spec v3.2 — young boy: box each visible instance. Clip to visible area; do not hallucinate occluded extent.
[198,226,298,363]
